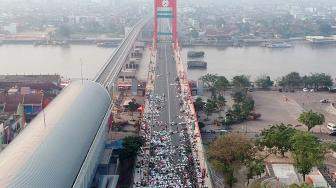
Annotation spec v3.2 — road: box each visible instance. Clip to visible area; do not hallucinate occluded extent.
[95,16,150,88]
[143,20,200,186]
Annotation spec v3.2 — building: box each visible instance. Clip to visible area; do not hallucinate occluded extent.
[3,23,17,34]
[0,80,112,188]
[0,75,62,96]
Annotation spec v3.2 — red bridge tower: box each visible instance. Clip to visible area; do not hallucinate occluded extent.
[153,0,177,48]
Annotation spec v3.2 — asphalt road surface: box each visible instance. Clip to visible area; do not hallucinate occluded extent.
[145,21,199,186]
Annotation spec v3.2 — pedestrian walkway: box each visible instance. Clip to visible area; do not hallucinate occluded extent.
[174,44,213,187]
[132,47,156,187]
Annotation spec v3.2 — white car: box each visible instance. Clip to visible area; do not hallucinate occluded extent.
[327,123,336,131]
[303,88,309,92]
[320,99,329,103]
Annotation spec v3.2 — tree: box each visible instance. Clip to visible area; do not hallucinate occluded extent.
[298,110,325,132]
[302,75,313,88]
[291,132,326,181]
[301,73,333,89]
[208,133,255,188]
[232,75,251,89]
[310,73,333,89]
[194,97,205,112]
[259,123,296,157]
[204,99,217,119]
[279,72,302,89]
[228,89,255,122]
[246,159,265,185]
[200,74,218,98]
[121,136,145,159]
[128,99,140,120]
[255,75,274,89]
[216,95,226,111]
[231,89,246,104]
[214,76,229,97]
[215,95,227,119]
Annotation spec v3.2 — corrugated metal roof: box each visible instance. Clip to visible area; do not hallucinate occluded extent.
[0,80,111,188]
[0,75,61,84]
[23,93,43,104]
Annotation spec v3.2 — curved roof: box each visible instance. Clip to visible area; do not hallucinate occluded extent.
[0,80,111,188]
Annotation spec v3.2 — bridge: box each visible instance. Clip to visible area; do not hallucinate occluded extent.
[0,16,150,188]
[95,16,150,90]
[0,1,212,188]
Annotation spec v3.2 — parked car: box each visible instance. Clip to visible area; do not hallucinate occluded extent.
[218,129,231,135]
[320,99,330,103]
[303,88,309,92]
[329,132,336,136]
[327,123,336,131]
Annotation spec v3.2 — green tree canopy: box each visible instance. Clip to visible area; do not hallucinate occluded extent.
[259,123,297,157]
[255,75,274,89]
[279,72,302,89]
[208,133,255,188]
[204,99,217,118]
[232,75,251,89]
[298,110,325,131]
[216,95,226,112]
[200,73,218,98]
[246,159,265,185]
[309,73,333,89]
[194,97,205,112]
[214,76,229,97]
[121,136,145,159]
[291,132,326,181]
[128,99,140,120]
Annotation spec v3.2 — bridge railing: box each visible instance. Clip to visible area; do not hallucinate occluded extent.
[94,16,151,85]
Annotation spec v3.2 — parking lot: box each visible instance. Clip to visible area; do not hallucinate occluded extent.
[230,90,336,137]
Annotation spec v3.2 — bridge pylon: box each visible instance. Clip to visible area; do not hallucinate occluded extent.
[153,0,177,49]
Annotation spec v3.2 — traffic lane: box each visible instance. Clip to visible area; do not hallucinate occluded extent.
[164,45,188,158]
[155,44,186,159]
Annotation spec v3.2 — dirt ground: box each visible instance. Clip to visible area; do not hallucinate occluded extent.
[233,90,336,134]
[201,90,336,141]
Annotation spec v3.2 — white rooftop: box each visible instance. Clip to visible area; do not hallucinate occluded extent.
[272,164,300,185]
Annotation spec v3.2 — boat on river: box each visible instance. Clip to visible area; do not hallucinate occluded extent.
[187,51,205,58]
[96,42,120,48]
[187,60,207,69]
[265,42,292,48]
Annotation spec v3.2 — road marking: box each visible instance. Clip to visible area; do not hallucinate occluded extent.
[164,42,172,127]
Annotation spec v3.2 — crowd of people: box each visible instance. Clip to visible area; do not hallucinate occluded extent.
[133,47,209,187]
[134,87,209,187]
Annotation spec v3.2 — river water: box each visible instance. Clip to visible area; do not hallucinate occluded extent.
[182,44,336,81]
[1,43,336,81]
[0,44,114,79]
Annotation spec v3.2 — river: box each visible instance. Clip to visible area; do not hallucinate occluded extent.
[1,43,336,81]
[0,44,114,79]
[182,43,336,81]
